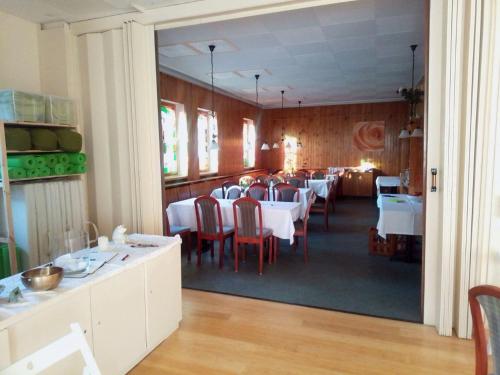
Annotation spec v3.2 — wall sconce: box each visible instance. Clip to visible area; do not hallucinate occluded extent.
[410,128,423,138]
[399,129,410,139]
[261,142,270,151]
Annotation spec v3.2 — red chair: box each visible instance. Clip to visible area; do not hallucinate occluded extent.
[246,182,269,201]
[194,195,234,268]
[274,183,299,202]
[165,210,192,262]
[225,185,243,199]
[310,178,338,230]
[232,197,274,275]
[291,192,316,262]
[286,176,306,188]
[311,170,325,179]
[469,285,500,375]
[221,180,238,198]
[295,170,309,180]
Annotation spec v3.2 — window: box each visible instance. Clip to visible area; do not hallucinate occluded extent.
[243,119,256,168]
[197,109,218,173]
[284,135,298,173]
[160,101,188,177]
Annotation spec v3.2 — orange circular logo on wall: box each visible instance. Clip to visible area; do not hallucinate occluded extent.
[352,121,385,152]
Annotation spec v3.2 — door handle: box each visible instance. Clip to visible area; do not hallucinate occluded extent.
[431,168,437,192]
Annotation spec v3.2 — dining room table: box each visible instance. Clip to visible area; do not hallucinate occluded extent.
[376,194,423,239]
[306,179,332,198]
[167,197,302,244]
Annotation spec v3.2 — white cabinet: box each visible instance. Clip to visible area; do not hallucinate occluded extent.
[145,248,182,348]
[91,265,147,375]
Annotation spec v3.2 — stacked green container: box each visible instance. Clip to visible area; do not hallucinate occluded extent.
[0,245,22,278]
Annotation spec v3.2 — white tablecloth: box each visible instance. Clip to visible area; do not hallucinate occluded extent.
[376,194,423,238]
[211,187,312,220]
[167,198,301,244]
[375,176,400,196]
[307,179,332,198]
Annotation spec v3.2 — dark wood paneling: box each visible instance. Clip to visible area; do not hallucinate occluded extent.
[159,73,263,179]
[260,102,408,176]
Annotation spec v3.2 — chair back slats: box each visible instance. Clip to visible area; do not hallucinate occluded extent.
[226,185,242,199]
[312,171,325,180]
[235,200,258,238]
[222,180,238,198]
[303,192,316,224]
[275,183,299,202]
[194,196,222,236]
[469,285,500,375]
[247,183,268,201]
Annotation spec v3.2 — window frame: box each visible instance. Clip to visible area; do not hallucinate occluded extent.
[197,108,218,175]
[160,99,188,179]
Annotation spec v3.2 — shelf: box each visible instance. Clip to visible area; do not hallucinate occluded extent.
[2,121,77,129]
[7,150,64,154]
[1,174,83,184]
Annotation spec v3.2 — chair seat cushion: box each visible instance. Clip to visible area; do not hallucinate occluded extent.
[237,227,273,237]
[170,225,190,235]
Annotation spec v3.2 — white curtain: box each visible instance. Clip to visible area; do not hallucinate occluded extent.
[77,21,162,237]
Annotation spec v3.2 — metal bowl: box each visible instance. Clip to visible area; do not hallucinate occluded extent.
[21,266,64,291]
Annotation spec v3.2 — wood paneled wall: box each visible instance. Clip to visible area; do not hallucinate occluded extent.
[158,73,263,180]
[260,102,409,176]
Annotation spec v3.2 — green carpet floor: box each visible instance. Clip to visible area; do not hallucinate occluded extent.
[181,198,422,322]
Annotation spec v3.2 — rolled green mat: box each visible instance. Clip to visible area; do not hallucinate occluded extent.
[5,128,31,151]
[38,166,50,177]
[34,156,46,168]
[54,129,82,152]
[65,165,76,174]
[8,167,27,179]
[7,155,36,169]
[45,154,59,168]
[30,129,57,151]
[57,154,69,164]
[74,164,87,174]
[52,163,66,175]
[26,169,39,178]
[68,153,87,165]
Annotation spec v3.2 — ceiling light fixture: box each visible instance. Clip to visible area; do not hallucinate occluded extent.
[396,44,424,120]
[280,90,286,145]
[297,100,304,149]
[410,128,424,138]
[399,129,410,139]
[255,74,260,106]
[208,44,219,151]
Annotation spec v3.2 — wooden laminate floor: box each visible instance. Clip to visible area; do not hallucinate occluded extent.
[130,289,474,375]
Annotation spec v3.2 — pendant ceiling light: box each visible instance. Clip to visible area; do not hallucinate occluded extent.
[399,129,410,139]
[396,44,424,120]
[208,44,218,151]
[297,100,303,149]
[256,74,270,151]
[279,90,285,146]
[410,128,424,138]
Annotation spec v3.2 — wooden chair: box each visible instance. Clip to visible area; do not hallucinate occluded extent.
[221,180,238,198]
[311,170,325,180]
[232,197,274,275]
[194,195,234,268]
[225,185,243,199]
[166,209,192,262]
[246,182,269,201]
[291,192,316,262]
[310,179,337,230]
[295,170,309,179]
[469,285,500,375]
[274,183,299,202]
[286,176,306,188]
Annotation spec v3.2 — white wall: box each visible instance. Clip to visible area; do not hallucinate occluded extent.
[0,11,41,92]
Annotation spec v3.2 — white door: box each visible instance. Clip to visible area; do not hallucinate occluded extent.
[91,265,147,374]
[145,245,182,348]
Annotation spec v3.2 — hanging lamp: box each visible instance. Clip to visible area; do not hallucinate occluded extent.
[399,129,410,139]
[256,74,270,151]
[208,44,219,151]
[297,100,303,149]
[396,44,424,120]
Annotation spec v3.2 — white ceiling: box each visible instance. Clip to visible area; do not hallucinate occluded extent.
[158,0,425,108]
[0,0,200,24]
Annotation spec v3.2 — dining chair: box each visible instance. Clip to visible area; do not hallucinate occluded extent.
[165,209,192,262]
[275,183,299,202]
[310,179,337,230]
[225,185,243,199]
[469,285,500,375]
[194,195,234,268]
[311,170,325,179]
[221,180,238,198]
[286,176,306,188]
[246,182,269,201]
[295,170,309,180]
[255,174,270,184]
[232,197,274,275]
[268,175,283,185]
[291,192,316,263]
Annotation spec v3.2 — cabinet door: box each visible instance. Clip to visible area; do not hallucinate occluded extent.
[91,265,146,375]
[145,245,182,349]
[0,329,10,370]
[6,288,92,374]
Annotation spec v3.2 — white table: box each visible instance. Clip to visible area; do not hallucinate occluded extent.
[376,194,423,239]
[167,198,301,244]
[307,179,332,198]
[375,176,401,196]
